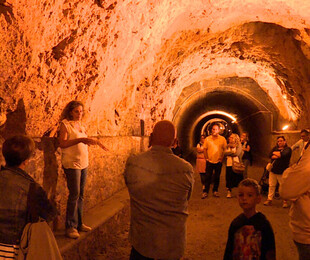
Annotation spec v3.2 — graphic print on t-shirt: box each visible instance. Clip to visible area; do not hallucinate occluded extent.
[233,225,262,260]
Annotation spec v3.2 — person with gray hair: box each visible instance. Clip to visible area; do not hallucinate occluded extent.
[291,129,310,158]
[124,120,194,260]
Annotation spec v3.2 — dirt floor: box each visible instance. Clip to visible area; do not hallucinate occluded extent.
[93,161,299,260]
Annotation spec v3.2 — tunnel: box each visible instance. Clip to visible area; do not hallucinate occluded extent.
[1,0,310,258]
[173,76,287,161]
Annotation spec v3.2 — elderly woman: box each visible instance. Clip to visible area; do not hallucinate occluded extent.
[224,133,244,198]
[59,101,108,239]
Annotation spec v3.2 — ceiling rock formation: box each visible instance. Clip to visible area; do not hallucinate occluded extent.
[1,0,310,138]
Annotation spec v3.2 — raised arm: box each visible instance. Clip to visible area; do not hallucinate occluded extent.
[291,139,302,151]
[243,142,250,152]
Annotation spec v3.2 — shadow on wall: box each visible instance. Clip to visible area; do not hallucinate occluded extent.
[0,98,26,139]
[0,98,59,229]
[37,137,60,230]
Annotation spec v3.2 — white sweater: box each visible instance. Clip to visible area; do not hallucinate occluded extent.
[280,143,310,244]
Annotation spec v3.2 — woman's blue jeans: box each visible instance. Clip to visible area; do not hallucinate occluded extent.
[64,167,88,229]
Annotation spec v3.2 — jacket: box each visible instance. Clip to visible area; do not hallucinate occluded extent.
[269,146,292,175]
[0,166,57,245]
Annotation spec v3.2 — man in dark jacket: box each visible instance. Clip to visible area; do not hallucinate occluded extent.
[0,135,57,258]
[264,136,292,208]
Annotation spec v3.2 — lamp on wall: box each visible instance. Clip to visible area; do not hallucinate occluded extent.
[282,125,289,131]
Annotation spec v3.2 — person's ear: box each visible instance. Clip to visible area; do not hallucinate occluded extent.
[19,159,29,170]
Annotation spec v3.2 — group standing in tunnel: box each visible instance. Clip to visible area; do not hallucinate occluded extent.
[1,110,310,260]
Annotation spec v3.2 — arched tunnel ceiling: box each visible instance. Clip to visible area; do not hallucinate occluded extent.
[173,77,281,128]
[0,0,310,137]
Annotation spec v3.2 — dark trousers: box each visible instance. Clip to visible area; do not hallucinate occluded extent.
[226,166,243,191]
[294,241,310,260]
[200,172,206,188]
[129,247,153,260]
[64,167,88,229]
[204,161,222,193]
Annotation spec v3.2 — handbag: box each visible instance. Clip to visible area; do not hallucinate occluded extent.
[232,160,245,174]
[266,161,274,172]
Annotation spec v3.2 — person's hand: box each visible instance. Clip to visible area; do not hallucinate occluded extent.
[82,138,109,151]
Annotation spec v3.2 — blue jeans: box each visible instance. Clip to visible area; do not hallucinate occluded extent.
[294,241,310,260]
[64,167,88,229]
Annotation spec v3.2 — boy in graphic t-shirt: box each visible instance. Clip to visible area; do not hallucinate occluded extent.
[224,178,276,260]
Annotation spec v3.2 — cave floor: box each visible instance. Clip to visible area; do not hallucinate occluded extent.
[93,160,298,260]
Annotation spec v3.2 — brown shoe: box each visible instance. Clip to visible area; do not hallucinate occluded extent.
[201,192,208,199]
[263,200,272,206]
[78,224,92,232]
[213,191,220,197]
[66,227,80,239]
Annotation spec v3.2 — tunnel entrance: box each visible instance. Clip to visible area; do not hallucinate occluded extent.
[195,113,239,142]
[172,77,285,162]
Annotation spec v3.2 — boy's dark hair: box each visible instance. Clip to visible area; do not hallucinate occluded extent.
[2,135,35,167]
[238,178,261,195]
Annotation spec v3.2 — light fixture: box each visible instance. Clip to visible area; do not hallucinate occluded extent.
[282,125,289,131]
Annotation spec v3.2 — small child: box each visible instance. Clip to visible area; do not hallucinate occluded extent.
[224,178,276,260]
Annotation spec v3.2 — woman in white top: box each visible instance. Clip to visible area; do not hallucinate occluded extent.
[59,101,107,239]
[224,133,243,198]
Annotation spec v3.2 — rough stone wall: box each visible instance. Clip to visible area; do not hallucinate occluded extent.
[1,1,310,136]
[1,0,310,229]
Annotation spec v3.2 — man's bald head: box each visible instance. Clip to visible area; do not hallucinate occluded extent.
[151,120,176,147]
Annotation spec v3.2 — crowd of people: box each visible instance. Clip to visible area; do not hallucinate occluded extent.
[0,104,310,259]
[126,122,310,260]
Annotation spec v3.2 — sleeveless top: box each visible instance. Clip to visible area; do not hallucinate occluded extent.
[61,119,89,169]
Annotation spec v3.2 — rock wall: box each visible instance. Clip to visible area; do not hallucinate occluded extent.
[1,0,310,229]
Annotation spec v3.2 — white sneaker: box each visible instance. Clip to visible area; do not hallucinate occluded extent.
[227,191,232,198]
